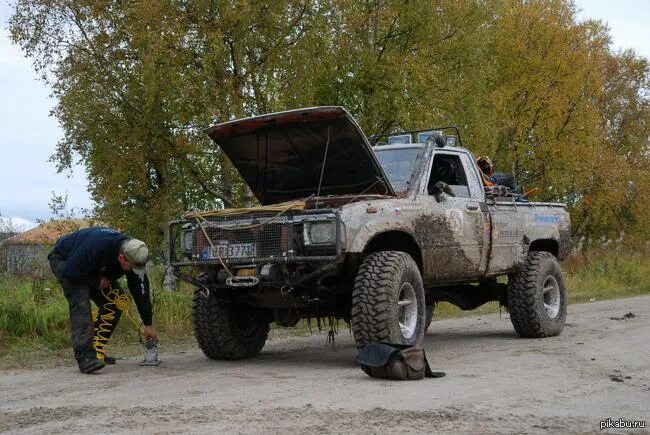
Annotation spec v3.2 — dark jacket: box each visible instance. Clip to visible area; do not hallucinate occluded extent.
[51,227,153,325]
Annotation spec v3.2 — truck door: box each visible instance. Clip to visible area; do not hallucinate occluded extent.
[460,152,491,275]
[417,151,490,282]
[486,201,526,274]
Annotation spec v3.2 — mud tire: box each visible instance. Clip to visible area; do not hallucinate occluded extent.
[192,289,270,360]
[351,251,425,348]
[507,251,567,338]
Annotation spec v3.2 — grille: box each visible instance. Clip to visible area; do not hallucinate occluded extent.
[193,214,290,262]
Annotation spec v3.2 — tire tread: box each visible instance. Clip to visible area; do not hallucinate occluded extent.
[351,251,424,347]
[508,251,566,338]
[192,290,269,360]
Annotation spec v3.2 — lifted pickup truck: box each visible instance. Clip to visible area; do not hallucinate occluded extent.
[169,107,571,360]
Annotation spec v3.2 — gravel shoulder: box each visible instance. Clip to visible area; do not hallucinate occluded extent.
[1,296,649,434]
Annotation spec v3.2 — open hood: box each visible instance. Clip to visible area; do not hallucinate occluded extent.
[206,107,395,205]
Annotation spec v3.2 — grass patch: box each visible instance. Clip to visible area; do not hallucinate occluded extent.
[432,250,650,319]
[0,267,195,368]
[0,276,71,361]
[563,250,650,303]
[1,250,648,368]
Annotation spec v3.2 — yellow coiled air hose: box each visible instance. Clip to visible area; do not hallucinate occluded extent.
[92,285,145,360]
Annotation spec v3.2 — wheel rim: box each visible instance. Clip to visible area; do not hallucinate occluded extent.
[397,282,418,339]
[542,275,561,318]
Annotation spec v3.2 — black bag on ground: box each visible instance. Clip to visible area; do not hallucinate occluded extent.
[356,343,446,381]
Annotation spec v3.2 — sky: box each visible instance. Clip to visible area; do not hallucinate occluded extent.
[0,1,649,225]
[0,2,90,223]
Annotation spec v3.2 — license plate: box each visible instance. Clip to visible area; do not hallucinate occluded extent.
[209,242,256,259]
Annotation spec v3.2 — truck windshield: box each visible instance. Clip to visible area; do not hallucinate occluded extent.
[374,146,422,192]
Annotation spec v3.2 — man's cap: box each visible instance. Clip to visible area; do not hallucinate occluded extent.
[122,238,149,277]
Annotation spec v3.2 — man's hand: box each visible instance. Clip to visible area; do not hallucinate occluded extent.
[143,325,158,342]
[99,277,110,289]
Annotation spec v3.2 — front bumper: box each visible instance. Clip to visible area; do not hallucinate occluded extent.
[168,209,345,268]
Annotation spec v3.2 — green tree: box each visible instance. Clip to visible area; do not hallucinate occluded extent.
[10,0,325,254]
[9,0,649,250]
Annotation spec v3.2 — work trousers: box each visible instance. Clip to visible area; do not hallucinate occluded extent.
[48,252,124,361]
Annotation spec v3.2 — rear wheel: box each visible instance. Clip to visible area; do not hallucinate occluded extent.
[192,288,270,360]
[507,251,567,338]
[351,251,425,348]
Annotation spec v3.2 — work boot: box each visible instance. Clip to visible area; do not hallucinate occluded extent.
[94,349,116,364]
[77,356,105,374]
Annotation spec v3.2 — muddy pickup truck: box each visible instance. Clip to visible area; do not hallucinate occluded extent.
[169,106,571,360]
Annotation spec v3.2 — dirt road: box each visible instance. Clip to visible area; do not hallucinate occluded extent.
[1,296,648,434]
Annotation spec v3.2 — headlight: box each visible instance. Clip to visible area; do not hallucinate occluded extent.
[305,221,336,245]
[181,228,194,252]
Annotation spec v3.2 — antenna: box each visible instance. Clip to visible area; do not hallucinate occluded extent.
[315,124,331,209]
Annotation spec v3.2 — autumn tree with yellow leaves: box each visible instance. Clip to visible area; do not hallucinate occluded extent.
[10,0,649,253]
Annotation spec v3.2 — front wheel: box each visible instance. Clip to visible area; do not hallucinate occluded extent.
[351,251,425,348]
[192,289,270,360]
[507,251,567,338]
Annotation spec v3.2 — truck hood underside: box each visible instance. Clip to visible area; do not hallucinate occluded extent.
[206,107,395,205]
